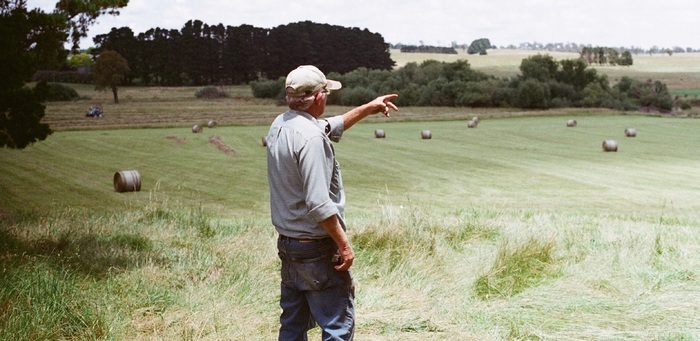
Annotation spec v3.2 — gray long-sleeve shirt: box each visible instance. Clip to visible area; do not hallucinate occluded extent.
[266,110,346,239]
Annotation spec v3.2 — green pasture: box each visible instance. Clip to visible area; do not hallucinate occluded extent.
[4,115,700,219]
[2,114,700,339]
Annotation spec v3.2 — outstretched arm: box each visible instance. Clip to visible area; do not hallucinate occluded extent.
[342,94,399,131]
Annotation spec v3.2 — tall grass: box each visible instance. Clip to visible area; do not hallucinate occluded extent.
[2,199,699,339]
[474,237,559,299]
[0,200,281,340]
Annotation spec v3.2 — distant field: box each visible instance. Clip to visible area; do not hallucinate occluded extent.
[391,48,700,90]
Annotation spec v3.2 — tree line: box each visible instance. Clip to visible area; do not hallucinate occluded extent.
[251,54,673,111]
[508,42,698,54]
[580,47,633,66]
[88,20,394,86]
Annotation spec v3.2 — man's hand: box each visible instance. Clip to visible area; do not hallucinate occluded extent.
[342,94,399,131]
[335,244,354,271]
[320,215,355,271]
[371,94,399,117]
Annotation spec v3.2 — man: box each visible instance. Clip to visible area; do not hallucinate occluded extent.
[266,65,398,340]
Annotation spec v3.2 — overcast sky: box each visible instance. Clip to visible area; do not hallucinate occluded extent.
[29,0,698,50]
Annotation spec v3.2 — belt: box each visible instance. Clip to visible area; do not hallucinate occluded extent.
[278,234,329,243]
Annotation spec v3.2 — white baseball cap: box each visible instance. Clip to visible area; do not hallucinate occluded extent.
[285,65,342,97]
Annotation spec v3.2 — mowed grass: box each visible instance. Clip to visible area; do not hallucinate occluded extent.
[2,114,700,339]
[4,115,700,217]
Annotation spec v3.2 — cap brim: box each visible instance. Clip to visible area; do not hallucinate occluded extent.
[326,79,342,91]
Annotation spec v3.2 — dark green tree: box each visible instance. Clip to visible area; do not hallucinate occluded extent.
[520,54,558,82]
[0,4,64,147]
[180,20,211,85]
[467,38,492,55]
[94,50,130,103]
[556,58,599,90]
[515,79,549,109]
[135,30,155,85]
[618,51,633,66]
[223,25,267,83]
[0,0,128,149]
[92,27,138,84]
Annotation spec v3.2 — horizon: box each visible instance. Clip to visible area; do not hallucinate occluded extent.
[26,0,699,51]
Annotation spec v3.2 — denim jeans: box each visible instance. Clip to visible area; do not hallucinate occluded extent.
[277,236,355,341]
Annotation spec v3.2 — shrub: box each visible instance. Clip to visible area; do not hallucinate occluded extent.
[32,70,93,84]
[515,79,549,109]
[44,83,80,102]
[581,83,614,107]
[195,86,229,99]
[549,97,572,108]
[613,77,673,111]
[250,78,284,99]
[340,87,377,106]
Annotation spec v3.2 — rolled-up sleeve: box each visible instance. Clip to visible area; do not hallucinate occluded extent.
[298,135,339,223]
[321,115,345,143]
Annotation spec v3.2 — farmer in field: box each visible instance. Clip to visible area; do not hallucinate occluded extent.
[266,65,398,340]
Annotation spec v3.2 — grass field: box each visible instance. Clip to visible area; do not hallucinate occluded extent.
[2,49,700,340]
[2,115,700,340]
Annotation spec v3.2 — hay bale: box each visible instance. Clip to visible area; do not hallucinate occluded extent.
[114,170,141,193]
[207,120,217,128]
[468,120,477,128]
[192,124,203,133]
[471,116,479,123]
[262,136,267,147]
[566,119,577,127]
[602,140,618,152]
[375,129,386,138]
[421,130,432,139]
[625,128,636,137]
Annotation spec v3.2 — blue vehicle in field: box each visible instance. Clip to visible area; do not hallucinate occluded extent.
[86,105,103,117]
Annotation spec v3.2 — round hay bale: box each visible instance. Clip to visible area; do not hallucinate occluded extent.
[375,129,386,138]
[468,120,477,128]
[262,136,267,147]
[625,128,636,137]
[192,124,203,133]
[207,120,217,128]
[566,119,577,127]
[602,140,618,152]
[471,116,479,123]
[114,170,141,193]
[421,130,432,139]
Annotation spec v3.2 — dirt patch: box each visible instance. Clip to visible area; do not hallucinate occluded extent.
[166,136,187,144]
[208,135,237,156]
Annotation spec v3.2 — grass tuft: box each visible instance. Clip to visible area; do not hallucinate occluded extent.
[475,237,560,299]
